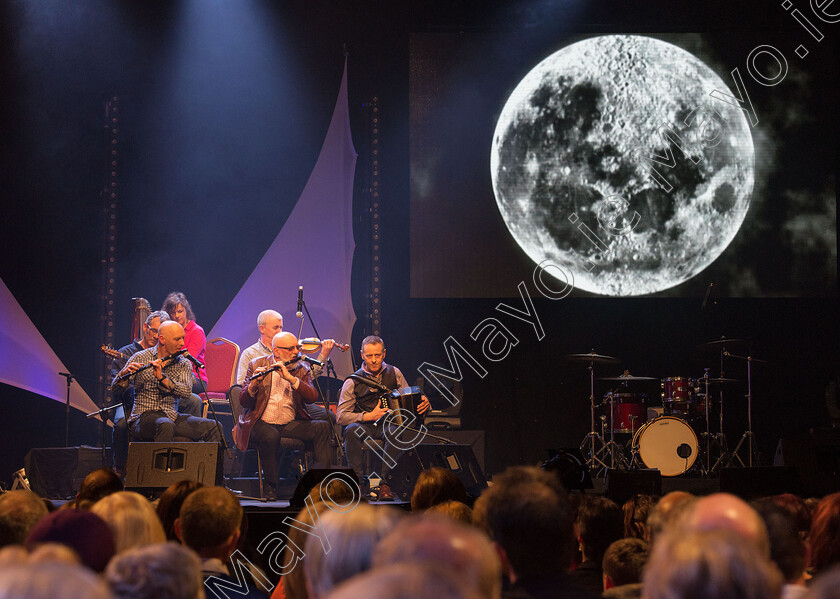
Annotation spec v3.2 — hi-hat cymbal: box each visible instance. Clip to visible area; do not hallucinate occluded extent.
[598,374,658,381]
[567,351,619,364]
[698,337,752,350]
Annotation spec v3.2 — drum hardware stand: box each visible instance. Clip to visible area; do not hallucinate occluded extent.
[709,351,732,474]
[604,390,630,471]
[697,370,712,477]
[725,351,763,468]
[580,360,609,473]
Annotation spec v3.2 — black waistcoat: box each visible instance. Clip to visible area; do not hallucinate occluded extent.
[352,365,398,413]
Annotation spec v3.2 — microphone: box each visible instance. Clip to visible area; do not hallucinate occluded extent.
[301,355,323,368]
[296,286,304,318]
[185,352,205,370]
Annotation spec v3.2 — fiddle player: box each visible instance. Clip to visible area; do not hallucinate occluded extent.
[233,332,333,500]
[236,309,337,424]
[337,335,431,499]
[112,321,221,444]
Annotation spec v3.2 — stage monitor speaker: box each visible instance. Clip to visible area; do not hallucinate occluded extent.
[604,468,662,505]
[720,467,803,500]
[125,442,223,495]
[386,444,487,502]
[24,446,109,499]
[774,433,840,497]
[289,468,359,509]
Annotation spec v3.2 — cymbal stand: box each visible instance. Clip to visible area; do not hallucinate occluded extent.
[604,390,629,471]
[726,351,761,467]
[697,369,711,476]
[579,360,608,473]
[710,349,732,473]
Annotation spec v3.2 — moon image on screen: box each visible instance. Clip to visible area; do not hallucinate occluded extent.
[491,35,754,295]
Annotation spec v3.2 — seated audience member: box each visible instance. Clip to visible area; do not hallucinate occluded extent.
[642,529,781,599]
[162,291,207,394]
[410,467,470,512]
[645,491,695,546]
[0,561,112,599]
[91,491,166,554]
[75,468,124,510]
[175,486,268,599]
[602,538,649,599]
[426,500,474,526]
[680,493,770,557]
[373,514,501,599]
[771,494,812,540]
[571,496,624,595]
[25,509,115,572]
[304,503,403,599]
[476,466,594,599]
[105,542,203,599]
[324,563,480,599]
[752,500,808,599]
[0,490,48,547]
[156,480,204,542]
[809,492,840,576]
[271,501,327,599]
[622,495,657,540]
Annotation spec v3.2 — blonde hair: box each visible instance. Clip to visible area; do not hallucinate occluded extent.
[0,561,112,599]
[91,491,166,554]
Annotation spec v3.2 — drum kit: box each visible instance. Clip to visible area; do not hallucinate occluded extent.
[569,337,764,478]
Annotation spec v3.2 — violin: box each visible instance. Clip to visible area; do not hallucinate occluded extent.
[299,337,350,354]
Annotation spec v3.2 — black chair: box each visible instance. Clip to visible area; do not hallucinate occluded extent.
[227,384,310,498]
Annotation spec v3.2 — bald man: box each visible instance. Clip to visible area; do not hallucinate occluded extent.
[680,492,770,557]
[234,331,333,499]
[113,321,222,443]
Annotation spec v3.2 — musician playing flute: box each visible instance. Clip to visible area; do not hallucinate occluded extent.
[233,331,333,500]
[112,321,221,444]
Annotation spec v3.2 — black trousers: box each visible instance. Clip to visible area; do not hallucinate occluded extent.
[249,419,332,487]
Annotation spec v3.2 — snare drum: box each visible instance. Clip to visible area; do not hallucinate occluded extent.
[633,416,698,476]
[607,392,647,433]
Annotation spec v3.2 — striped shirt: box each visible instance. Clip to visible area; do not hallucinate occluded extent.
[125,346,194,423]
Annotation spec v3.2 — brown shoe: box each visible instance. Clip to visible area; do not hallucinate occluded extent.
[377,483,394,501]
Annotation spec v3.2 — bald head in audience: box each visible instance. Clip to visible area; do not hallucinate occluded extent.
[681,493,769,557]
[374,514,501,599]
[646,491,694,545]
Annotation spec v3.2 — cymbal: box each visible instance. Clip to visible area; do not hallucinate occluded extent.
[706,377,739,384]
[698,337,752,350]
[598,375,658,381]
[567,351,619,364]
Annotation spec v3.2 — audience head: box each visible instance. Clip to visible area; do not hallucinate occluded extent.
[602,538,649,589]
[105,542,203,599]
[91,491,166,555]
[642,528,782,599]
[623,494,657,540]
[477,466,575,583]
[426,500,474,526]
[176,486,242,559]
[25,509,115,572]
[374,514,501,599]
[0,561,112,599]
[283,501,323,599]
[411,467,469,511]
[681,493,770,558]
[161,292,194,327]
[76,468,124,508]
[576,496,623,565]
[0,490,48,547]
[752,499,807,585]
[156,480,204,542]
[771,493,811,538]
[809,492,840,574]
[305,503,402,599]
[646,491,695,545]
[324,562,481,599]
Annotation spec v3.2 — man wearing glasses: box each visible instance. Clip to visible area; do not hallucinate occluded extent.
[234,331,333,499]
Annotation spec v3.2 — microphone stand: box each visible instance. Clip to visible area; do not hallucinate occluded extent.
[300,296,346,464]
[59,372,75,447]
[86,403,122,468]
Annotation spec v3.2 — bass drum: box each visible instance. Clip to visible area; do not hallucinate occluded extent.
[633,416,698,477]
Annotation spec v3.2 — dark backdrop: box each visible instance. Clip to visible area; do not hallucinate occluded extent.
[0,0,837,483]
